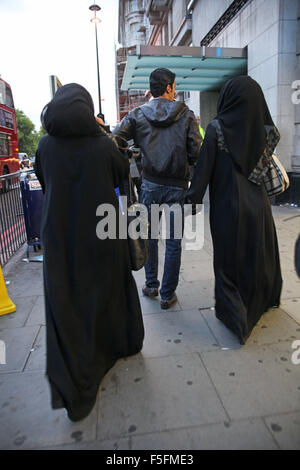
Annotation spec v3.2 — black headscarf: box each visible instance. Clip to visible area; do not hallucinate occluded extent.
[216,75,280,178]
[41,83,102,138]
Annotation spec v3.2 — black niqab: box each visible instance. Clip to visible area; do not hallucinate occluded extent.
[216,75,279,178]
[34,83,144,421]
[186,75,282,344]
[41,83,102,137]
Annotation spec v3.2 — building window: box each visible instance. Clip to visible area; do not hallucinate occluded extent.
[0,109,13,129]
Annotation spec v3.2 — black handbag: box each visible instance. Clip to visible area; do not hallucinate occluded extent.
[102,126,149,271]
[127,175,149,271]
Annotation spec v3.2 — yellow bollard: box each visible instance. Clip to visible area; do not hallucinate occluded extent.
[0,265,16,316]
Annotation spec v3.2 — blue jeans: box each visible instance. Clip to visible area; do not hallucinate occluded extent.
[140,179,186,301]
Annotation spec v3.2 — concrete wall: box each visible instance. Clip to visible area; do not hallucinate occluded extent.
[171,0,187,39]
[276,0,298,172]
[184,91,200,118]
[191,0,298,171]
[192,0,232,46]
[205,0,282,117]
[200,91,219,130]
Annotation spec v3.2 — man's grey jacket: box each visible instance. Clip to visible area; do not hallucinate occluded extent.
[113,97,202,189]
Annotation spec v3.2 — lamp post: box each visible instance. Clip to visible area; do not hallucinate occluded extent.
[89,3,104,121]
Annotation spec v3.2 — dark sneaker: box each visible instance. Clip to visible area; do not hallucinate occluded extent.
[142,286,159,297]
[160,294,178,310]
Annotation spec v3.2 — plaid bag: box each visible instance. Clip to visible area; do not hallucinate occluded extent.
[264,154,290,197]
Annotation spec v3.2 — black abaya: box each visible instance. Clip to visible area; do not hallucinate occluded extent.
[187,78,282,344]
[35,84,144,421]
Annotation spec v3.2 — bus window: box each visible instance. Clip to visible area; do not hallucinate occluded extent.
[0,110,5,127]
[0,109,13,129]
[5,85,14,108]
[0,133,11,157]
[0,81,4,105]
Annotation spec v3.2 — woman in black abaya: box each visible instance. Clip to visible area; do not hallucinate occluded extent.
[186,76,282,344]
[35,83,144,421]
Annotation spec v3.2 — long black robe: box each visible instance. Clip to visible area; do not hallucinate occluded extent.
[187,116,282,345]
[35,84,144,421]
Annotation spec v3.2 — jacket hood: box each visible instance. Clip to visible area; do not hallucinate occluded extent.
[140,98,189,127]
[41,83,102,137]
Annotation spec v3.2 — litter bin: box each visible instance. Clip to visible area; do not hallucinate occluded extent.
[20,170,44,259]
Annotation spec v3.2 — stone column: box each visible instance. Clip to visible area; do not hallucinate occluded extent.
[199,91,219,130]
[119,0,148,48]
[274,0,300,204]
[292,0,300,173]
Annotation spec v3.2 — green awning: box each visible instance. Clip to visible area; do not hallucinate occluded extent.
[121,45,247,92]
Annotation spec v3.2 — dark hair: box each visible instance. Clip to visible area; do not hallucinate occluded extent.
[149,68,176,97]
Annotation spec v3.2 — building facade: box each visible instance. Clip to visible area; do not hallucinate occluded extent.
[117,0,300,200]
[117,0,150,121]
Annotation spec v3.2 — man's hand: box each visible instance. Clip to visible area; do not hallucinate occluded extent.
[95,116,105,126]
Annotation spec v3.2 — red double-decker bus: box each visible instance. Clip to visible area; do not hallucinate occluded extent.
[0,78,20,187]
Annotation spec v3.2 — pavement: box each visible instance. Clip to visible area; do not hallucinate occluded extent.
[0,203,299,450]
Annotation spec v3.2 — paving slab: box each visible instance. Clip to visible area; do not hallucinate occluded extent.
[0,295,36,329]
[273,206,299,224]
[281,298,300,324]
[280,256,296,272]
[0,325,39,374]
[25,295,45,326]
[2,246,41,281]
[247,308,300,345]
[276,229,298,251]
[201,341,300,421]
[0,204,298,450]
[36,437,130,450]
[201,309,244,350]
[176,280,214,310]
[281,270,300,300]
[180,258,215,282]
[278,242,297,270]
[131,418,278,450]
[264,411,300,450]
[181,245,213,261]
[202,242,213,257]
[132,269,147,288]
[96,353,227,441]
[6,265,43,298]
[0,371,97,450]
[25,326,46,371]
[276,221,300,240]
[142,310,219,357]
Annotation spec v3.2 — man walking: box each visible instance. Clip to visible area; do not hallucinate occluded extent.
[113,68,201,309]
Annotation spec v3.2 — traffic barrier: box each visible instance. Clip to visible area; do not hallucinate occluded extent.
[0,265,16,316]
[20,170,43,259]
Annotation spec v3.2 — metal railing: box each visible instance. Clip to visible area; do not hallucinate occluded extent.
[0,171,27,266]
